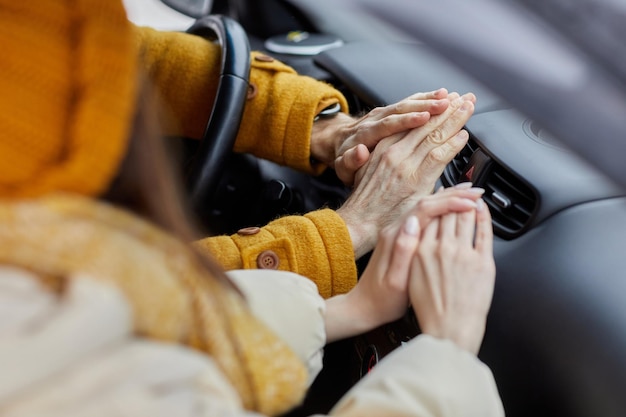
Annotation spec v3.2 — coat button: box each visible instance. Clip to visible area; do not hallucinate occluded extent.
[237,226,261,236]
[257,250,280,269]
[254,54,274,62]
[246,83,258,100]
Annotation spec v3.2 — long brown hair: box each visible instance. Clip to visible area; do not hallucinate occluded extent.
[103,76,237,290]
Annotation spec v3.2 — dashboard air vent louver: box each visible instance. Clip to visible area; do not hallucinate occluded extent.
[442,136,537,239]
[443,137,479,185]
[483,163,536,239]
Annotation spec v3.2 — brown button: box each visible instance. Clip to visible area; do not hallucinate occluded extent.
[246,83,258,100]
[257,250,280,269]
[254,54,274,62]
[237,226,261,236]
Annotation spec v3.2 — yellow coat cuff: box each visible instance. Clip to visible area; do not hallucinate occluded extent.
[194,208,357,298]
[234,51,349,174]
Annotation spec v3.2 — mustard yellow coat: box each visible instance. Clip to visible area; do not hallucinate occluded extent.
[134,27,357,297]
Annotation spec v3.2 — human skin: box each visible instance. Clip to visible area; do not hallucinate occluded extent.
[323,185,486,343]
[336,92,477,258]
[311,89,451,185]
[410,198,495,354]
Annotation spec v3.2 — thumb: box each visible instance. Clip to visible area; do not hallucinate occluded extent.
[335,144,370,186]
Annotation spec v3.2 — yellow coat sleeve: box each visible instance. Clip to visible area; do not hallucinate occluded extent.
[133,25,348,174]
[194,209,358,298]
[133,26,357,296]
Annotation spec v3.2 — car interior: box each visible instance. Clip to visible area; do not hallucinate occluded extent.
[129,0,626,416]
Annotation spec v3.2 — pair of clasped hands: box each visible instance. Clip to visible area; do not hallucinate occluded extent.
[315,88,495,354]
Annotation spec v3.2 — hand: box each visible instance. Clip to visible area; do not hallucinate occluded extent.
[337,92,476,258]
[409,199,495,355]
[322,187,484,343]
[311,89,450,185]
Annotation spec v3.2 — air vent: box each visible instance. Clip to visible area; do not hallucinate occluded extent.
[443,137,479,185]
[483,164,536,239]
[441,136,537,239]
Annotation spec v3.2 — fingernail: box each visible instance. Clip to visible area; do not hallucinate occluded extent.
[476,198,486,211]
[454,182,473,189]
[462,92,476,102]
[436,185,445,193]
[404,215,419,236]
[468,187,485,194]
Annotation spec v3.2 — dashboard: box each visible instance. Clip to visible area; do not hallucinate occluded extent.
[309,40,626,417]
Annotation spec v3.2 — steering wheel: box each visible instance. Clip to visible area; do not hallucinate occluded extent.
[185,15,251,216]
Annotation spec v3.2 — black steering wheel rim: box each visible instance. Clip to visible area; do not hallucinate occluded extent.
[185,15,251,216]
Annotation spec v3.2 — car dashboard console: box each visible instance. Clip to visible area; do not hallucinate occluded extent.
[305,40,626,417]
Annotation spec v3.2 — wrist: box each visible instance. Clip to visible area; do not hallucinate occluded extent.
[310,110,353,166]
[336,206,377,259]
[324,290,380,343]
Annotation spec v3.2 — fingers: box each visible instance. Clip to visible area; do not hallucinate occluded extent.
[409,193,494,355]
[346,213,424,332]
[405,88,448,101]
[413,216,443,311]
[385,93,474,174]
[419,215,440,246]
[386,216,421,290]
[439,211,457,241]
[474,198,493,256]
[419,95,474,153]
[361,89,452,132]
[332,89,456,185]
[457,209,477,246]
[408,129,470,190]
[409,186,485,223]
[355,112,432,152]
[335,144,370,185]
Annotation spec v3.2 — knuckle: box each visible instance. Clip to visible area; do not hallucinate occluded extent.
[393,101,406,114]
[379,117,393,132]
[380,147,397,166]
[369,106,384,118]
[427,129,446,145]
[427,146,450,164]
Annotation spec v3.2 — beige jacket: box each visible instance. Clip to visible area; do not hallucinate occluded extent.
[0,267,504,417]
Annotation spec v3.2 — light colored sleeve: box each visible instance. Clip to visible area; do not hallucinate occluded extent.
[226,269,327,386]
[0,268,261,417]
[328,334,505,417]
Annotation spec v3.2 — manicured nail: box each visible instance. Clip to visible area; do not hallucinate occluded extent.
[404,215,419,236]
[476,198,486,211]
[462,92,476,102]
[454,182,473,189]
[468,187,485,194]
